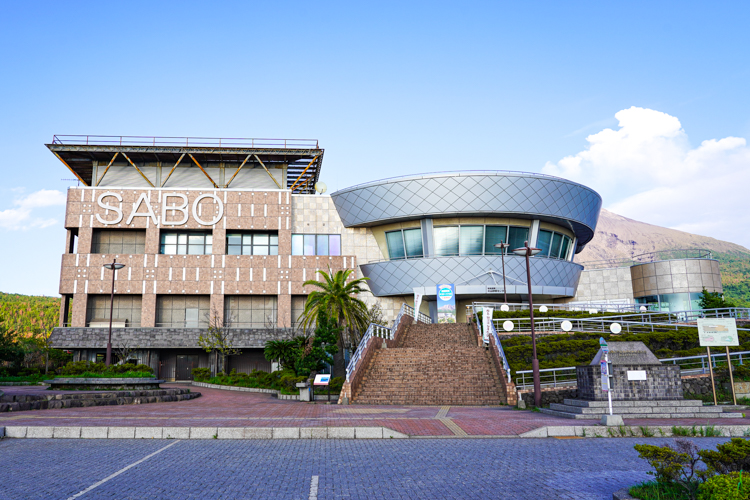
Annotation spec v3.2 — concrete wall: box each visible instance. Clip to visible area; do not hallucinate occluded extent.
[569,267,634,303]
[631,259,722,298]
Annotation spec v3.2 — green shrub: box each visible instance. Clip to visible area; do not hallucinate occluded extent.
[634,439,707,499]
[699,439,750,476]
[57,361,153,377]
[191,368,211,382]
[698,472,749,500]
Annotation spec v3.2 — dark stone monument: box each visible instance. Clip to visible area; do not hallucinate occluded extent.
[576,341,683,401]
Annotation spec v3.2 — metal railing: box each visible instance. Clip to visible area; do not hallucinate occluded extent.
[51,135,320,149]
[470,301,652,314]
[472,305,512,383]
[345,303,430,382]
[515,350,750,390]
[577,248,714,270]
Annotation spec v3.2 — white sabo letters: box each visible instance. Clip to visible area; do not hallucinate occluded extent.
[95,191,224,226]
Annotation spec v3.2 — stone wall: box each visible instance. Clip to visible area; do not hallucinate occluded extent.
[518,387,578,407]
[50,326,295,349]
[577,364,683,401]
[519,374,711,406]
[571,267,634,303]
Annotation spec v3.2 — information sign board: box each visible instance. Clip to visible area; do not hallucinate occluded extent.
[697,318,739,347]
[313,374,331,386]
[436,284,456,323]
[482,307,493,344]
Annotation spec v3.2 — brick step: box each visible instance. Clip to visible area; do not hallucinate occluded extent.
[539,408,745,420]
[548,402,724,415]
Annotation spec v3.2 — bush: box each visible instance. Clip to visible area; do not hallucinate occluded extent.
[634,439,707,499]
[192,368,211,382]
[57,361,153,376]
[700,439,750,476]
[698,472,749,500]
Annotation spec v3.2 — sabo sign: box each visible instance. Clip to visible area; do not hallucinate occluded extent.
[96,192,224,226]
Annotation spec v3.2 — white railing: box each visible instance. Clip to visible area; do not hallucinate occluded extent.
[514,350,750,390]
[345,303,430,382]
[472,305,512,383]
[470,302,648,314]
[493,314,750,336]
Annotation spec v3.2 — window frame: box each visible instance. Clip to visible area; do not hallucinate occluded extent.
[160,230,213,255]
[291,234,343,256]
[535,229,573,260]
[226,231,279,256]
[385,228,424,260]
[432,224,533,257]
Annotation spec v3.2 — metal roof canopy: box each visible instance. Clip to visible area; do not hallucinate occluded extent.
[47,135,324,193]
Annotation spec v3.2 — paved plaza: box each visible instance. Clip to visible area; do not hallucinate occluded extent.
[0,437,733,499]
[1,383,747,437]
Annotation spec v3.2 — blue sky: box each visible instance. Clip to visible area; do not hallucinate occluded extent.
[2,1,750,296]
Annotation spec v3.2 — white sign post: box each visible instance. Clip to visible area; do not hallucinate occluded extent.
[482,307,493,344]
[600,338,613,416]
[698,318,739,405]
[414,293,423,320]
[313,374,331,403]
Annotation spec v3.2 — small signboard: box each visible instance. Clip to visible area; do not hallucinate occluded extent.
[599,338,609,392]
[436,284,457,323]
[697,318,739,347]
[482,307,493,344]
[627,370,647,381]
[313,374,331,386]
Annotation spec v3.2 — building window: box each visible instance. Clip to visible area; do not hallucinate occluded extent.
[291,234,342,256]
[156,295,210,327]
[160,232,212,255]
[227,232,278,255]
[86,295,142,327]
[537,229,572,259]
[92,230,146,254]
[434,225,530,257]
[224,296,278,328]
[385,228,423,260]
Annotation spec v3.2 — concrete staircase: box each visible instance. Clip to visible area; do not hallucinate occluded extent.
[352,323,504,406]
[540,398,745,419]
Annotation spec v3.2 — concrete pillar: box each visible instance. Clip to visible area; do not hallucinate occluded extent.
[278,293,291,329]
[210,294,225,325]
[145,224,160,255]
[142,293,156,327]
[71,293,88,327]
[78,226,93,254]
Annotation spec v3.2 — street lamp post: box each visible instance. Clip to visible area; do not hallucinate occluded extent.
[512,241,542,407]
[103,259,126,366]
[494,242,510,305]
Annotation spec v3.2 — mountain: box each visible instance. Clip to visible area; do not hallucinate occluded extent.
[576,209,750,306]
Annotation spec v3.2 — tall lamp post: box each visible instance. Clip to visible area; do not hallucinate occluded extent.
[103,259,126,366]
[512,241,542,407]
[494,242,510,305]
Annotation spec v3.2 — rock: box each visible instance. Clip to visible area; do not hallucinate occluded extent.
[601,414,625,426]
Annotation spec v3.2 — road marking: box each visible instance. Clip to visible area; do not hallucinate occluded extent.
[66,440,181,499]
[436,406,450,419]
[309,475,319,500]
[440,418,468,437]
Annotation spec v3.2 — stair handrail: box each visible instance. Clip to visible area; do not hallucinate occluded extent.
[473,305,512,384]
[345,303,431,382]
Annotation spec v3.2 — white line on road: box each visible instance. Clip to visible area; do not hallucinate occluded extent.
[66,440,181,499]
[309,475,319,500]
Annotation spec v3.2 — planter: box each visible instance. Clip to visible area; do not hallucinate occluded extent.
[45,378,164,390]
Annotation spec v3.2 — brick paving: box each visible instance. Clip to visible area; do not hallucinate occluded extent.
[1,383,747,436]
[0,438,733,499]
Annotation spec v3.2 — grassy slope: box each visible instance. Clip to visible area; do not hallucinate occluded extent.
[713,251,750,307]
[0,292,60,338]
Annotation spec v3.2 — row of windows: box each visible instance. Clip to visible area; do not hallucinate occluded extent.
[86,295,280,328]
[160,233,213,255]
[385,225,572,260]
[291,234,342,256]
[227,233,279,256]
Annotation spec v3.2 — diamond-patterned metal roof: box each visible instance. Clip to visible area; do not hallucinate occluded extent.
[361,255,583,297]
[331,172,602,247]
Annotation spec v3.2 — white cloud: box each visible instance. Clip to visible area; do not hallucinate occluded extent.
[0,189,66,230]
[543,106,750,248]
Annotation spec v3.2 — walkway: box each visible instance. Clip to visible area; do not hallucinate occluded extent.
[1,384,747,437]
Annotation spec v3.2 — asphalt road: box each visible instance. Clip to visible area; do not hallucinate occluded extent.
[0,437,731,500]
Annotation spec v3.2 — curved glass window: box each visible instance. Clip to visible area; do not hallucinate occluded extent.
[484,226,508,254]
[507,227,529,252]
[434,227,459,256]
[536,229,572,260]
[460,226,484,255]
[386,228,423,259]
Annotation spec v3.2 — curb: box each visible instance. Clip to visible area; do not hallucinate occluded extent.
[0,426,408,440]
[613,487,635,500]
[191,381,300,401]
[519,424,750,438]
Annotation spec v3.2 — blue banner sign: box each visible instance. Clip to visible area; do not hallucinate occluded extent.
[437,284,456,324]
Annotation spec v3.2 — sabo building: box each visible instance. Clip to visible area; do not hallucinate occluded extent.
[49,136,724,380]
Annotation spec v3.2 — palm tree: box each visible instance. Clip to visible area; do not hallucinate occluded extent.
[299,268,370,377]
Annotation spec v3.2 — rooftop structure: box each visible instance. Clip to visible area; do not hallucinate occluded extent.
[47,135,324,194]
